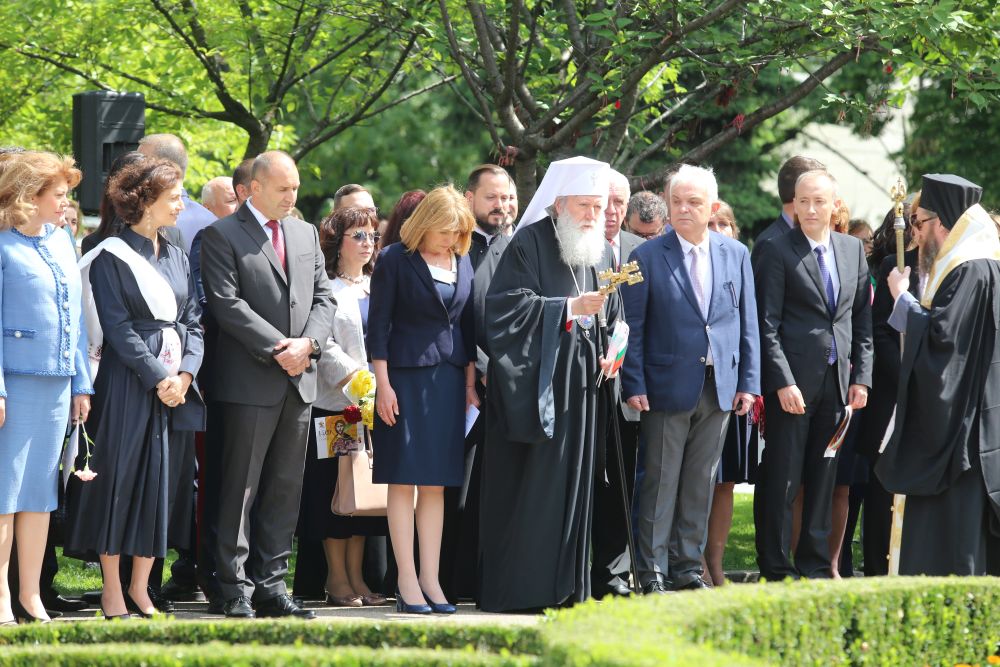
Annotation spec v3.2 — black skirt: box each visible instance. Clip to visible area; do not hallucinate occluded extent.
[297,406,387,540]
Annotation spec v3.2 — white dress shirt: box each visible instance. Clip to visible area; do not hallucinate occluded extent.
[246,198,286,250]
[609,231,622,268]
[677,233,713,365]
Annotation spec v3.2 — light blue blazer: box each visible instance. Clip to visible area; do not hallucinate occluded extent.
[0,224,93,397]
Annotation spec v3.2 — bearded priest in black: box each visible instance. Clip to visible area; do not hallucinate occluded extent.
[878,174,1000,575]
[478,157,622,612]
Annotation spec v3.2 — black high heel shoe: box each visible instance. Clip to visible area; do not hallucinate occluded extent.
[101,605,132,621]
[124,592,156,619]
[421,590,457,614]
[12,599,49,624]
[394,588,431,615]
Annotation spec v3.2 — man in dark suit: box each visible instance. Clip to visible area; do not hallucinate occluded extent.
[622,164,760,593]
[441,164,515,601]
[751,156,825,268]
[593,169,646,597]
[753,169,873,581]
[200,150,336,618]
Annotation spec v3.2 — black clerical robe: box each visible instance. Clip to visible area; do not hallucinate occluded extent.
[876,259,1000,575]
[478,218,619,612]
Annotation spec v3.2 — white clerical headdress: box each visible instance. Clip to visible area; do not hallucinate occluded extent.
[515,156,611,232]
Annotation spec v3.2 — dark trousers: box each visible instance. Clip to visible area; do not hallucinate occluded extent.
[214,388,310,601]
[195,401,225,602]
[755,365,843,580]
[591,403,639,597]
[441,387,485,602]
[861,462,893,576]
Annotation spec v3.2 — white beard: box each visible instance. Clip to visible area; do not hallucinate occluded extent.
[554,210,606,267]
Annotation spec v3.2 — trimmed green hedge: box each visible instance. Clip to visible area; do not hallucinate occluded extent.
[0,620,541,655]
[3,578,999,665]
[543,577,1000,666]
[0,643,535,666]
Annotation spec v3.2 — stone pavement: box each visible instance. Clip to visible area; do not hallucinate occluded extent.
[54,600,541,625]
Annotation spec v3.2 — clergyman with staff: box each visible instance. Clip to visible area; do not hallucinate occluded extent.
[878,173,1000,575]
[478,156,622,612]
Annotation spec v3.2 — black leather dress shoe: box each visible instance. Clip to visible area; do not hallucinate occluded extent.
[641,580,670,595]
[42,594,88,613]
[223,596,255,619]
[674,577,712,591]
[159,579,206,602]
[608,581,633,597]
[148,587,176,613]
[254,594,316,619]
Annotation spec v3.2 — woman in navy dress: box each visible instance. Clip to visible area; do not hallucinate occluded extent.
[704,202,760,586]
[0,151,93,624]
[368,185,477,614]
[66,159,203,619]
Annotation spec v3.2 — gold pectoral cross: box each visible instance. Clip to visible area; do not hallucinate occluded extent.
[598,261,644,296]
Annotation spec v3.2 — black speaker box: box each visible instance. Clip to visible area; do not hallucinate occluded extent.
[72,91,145,213]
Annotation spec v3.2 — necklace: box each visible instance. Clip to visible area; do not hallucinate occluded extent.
[337,272,365,285]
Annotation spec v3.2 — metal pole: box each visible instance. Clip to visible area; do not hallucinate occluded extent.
[887,178,907,576]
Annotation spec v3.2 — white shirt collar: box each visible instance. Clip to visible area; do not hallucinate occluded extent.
[677,233,710,255]
[608,230,621,246]
[246,198,273,229]
[804,233,832,253]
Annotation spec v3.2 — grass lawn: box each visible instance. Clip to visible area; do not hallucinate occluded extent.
[52,491,861,595]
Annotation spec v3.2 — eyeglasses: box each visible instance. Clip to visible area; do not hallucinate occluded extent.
[912,215,938,230]
[350,230,380,244]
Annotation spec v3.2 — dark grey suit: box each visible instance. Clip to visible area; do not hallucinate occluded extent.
[200,202,335,602]
[753,228,872,580]
[750,214,792,270]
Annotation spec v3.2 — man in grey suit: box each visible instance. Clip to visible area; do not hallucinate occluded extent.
[753,169,872,581]
[592,169,646,598]
[750,156,825,268]
[200,151,335,618]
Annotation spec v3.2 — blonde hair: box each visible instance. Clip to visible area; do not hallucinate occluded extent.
[831,201,850,234]
[0,152,82,231]
[400,185,474,256]
[712,200,740,239]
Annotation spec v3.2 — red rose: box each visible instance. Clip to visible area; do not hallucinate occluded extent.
[343,405,362,424]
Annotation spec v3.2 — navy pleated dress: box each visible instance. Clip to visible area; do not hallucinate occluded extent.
[66,228,203,558]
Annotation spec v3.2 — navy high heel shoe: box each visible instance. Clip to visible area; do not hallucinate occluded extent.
[394,589,431,615]
[422,590,456,614]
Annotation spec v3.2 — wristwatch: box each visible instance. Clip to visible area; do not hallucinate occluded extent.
[308,337,321,359]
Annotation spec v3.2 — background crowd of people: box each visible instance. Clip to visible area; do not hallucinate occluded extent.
[0,134,995,624]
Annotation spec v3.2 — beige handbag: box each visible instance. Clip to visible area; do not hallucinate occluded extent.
[331,430,388,517]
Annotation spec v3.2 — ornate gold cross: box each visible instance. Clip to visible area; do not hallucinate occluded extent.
[598,261,644,295]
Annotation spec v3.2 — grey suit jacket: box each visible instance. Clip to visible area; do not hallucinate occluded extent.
[199,202,336,407]
[618,230,644,269]
[755,228,873,404]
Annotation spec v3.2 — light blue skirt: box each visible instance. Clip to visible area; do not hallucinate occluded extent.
[0,374,71,514]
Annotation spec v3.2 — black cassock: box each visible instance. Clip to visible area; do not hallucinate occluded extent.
[478,218,620,612]
[876,259,1000,575]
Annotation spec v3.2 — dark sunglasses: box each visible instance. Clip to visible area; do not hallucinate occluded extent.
[350,230,380,243]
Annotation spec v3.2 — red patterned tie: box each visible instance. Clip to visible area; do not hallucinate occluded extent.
[265,220,286,271]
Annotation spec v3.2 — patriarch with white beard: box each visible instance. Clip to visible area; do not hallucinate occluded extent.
[478,157,623,612]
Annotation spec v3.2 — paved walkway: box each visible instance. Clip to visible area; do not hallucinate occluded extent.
[54,600,541,625]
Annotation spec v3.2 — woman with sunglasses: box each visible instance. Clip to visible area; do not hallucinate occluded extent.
[297,207,387,607]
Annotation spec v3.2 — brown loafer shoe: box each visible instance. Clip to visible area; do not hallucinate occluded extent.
[325,593,363,607]
[360,593,387,606]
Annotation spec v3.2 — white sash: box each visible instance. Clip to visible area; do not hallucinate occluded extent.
[79,237,180,378]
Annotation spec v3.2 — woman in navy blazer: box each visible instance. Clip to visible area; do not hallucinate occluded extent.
[368,185,477,614]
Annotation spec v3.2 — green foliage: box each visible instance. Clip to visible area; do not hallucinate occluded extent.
[902,79,1000,212]
[544,577,1000,666]
[0,618,543,654]
[0,643,536,666]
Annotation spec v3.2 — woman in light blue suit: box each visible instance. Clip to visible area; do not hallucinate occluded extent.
[0,151,93,624]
